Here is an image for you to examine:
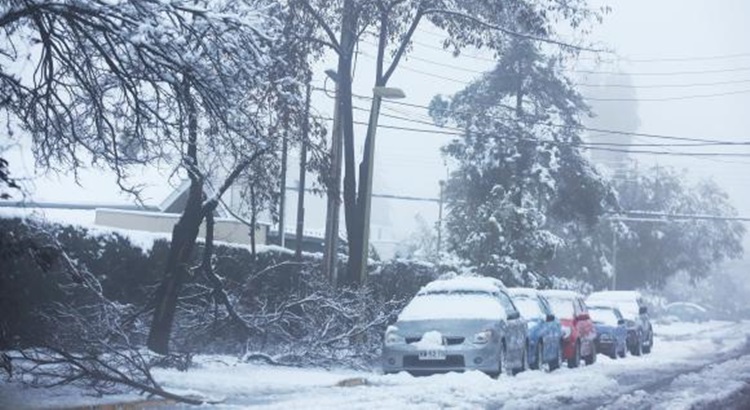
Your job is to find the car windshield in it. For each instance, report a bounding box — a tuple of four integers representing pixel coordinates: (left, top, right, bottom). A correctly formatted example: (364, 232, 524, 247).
(589, 307, 620, 326)
(512, 296, 544, 320)
(615, 302, 640, 319)
(547, 298, 575, 319)
(398, 291, 507, 321)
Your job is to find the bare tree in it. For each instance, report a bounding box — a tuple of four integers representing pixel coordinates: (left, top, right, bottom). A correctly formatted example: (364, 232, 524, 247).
(294, 0, 606, 286)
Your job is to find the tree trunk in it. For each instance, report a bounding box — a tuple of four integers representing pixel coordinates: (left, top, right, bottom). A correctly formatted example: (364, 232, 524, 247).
(147, 177, 204, 354)
(147, 78, 203, 354)
(250, 185, 257, 261)
(338, 0, 360, 287)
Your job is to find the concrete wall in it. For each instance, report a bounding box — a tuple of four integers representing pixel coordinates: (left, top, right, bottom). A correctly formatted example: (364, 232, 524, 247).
(94, 208, 267, 246)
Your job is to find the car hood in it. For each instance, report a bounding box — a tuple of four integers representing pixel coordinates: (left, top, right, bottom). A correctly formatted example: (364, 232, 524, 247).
(393, 318, 500, 338)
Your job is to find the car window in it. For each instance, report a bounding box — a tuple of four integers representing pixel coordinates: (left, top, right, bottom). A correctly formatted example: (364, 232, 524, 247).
(399, 293, 506, 321)
(589, 307, 620, 326)
(496, 291, 519, 317)
(547, 298, 575, 319)
(539, 296, 553, 317)
(577, 298, 588, 314)
(512, 295, 545, 320)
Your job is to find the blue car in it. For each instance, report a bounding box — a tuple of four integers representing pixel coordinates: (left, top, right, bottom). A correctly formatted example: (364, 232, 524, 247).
(508, 288, 563, 371)
(587, 305, 628, 359)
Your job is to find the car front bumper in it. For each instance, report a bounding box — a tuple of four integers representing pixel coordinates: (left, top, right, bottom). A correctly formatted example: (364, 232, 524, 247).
(382, 342, 501, 374)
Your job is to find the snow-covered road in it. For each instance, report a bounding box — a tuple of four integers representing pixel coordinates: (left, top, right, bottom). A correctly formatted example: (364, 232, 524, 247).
(3, 320, 750, 409)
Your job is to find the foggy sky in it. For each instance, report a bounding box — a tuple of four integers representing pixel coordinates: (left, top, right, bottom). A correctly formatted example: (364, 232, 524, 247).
(5, 0, 750, 249)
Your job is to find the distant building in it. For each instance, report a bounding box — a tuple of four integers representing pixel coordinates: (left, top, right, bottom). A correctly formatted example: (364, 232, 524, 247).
(94, 180, 269, 246)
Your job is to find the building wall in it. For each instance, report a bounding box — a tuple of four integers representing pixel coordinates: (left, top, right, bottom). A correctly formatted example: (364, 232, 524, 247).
(94, 208, 267, 245)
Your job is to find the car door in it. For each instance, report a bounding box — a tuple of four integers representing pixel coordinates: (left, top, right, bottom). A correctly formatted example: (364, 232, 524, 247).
(576, 298, 595, 348)
(538, 296, 557, 360)
(497, 291, 526, 360)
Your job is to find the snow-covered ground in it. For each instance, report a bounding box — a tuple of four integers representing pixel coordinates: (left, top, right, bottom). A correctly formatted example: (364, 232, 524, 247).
(2, 320, 750, 409)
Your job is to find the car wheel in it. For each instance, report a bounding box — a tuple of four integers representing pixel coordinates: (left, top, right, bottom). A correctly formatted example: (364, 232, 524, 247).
(642, 330, 653, 354)
(631, 332, 643, 356)
(548, 341, 562, 371)
(568, 341, 581, 369)
(537, 342, 545, 371)
(531, 342, 543, 371)
(584, 341, 597, 365)
(618, 342, 627, 358)
(512, 343, 528, 375)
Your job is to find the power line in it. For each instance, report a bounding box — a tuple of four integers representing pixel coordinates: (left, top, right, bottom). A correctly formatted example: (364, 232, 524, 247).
(396, 51, 750, 90)
(585, 88, 750, 102)
(311, 88, 750, 157)
(412, 28, 750, 64)
(607, 210, 750, 223)
(358, 50, 750, 102)
(401, 40, 750, 77)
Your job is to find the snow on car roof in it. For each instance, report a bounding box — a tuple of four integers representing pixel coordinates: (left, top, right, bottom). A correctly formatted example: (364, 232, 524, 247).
(666, 302, 707, 312)
(419, 276, 506, 295)
(587, 291, 643, 302)
(506, 287, 539, 297)
(539, 289, 582, 300)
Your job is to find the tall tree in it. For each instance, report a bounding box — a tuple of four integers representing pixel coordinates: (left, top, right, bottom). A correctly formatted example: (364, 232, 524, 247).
(431, 39, 612, 286)
(1, 1, 318, 353)
(295, 0, 606, 286)
(607, 166, 745, 289)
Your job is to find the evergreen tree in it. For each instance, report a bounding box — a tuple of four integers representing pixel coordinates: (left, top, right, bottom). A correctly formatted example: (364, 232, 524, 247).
(431, 39, 612, 286)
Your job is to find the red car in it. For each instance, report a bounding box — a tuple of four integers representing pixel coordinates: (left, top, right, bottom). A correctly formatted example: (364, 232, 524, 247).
(540, 290, 597, 368)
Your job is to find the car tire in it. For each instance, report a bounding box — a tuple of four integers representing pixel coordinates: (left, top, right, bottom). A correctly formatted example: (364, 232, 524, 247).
(531, 342, 543, 371)
(642, 330, 653, 354)
(568, 341, 581, 369)
(549, 341, 562, 371)
(584, 342, 597, 365)
(512, 343, 528, 375)
(488, 344, 505, 379)
(631, 332, 643, 356)
(618, 342, 627, 358)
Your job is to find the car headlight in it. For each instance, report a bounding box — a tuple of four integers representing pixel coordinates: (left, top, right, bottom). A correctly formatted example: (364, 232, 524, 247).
(384, 327, 405, 346)
(473, 329, 493, 344)
(561, 325, 572, 339)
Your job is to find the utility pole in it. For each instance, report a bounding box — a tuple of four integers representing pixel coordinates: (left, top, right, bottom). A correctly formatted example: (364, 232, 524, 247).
(356, 86, 405, 285)
(295, 82, 312, 261)
(611, 228, 617, 290)
(323, 70, 343, 285)
(436, 180, 445, 260)
(278, 133, 288, 248)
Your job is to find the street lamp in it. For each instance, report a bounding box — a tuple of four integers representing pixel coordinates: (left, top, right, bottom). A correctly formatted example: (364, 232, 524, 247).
(358, 85, 406, 284)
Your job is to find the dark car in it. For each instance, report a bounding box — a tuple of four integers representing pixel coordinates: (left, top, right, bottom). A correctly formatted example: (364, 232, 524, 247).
(587, 305, 628, 359)
(540, 290, 597, 368)
(586, 291, 654, 356)
(663, 302, 709, 323)
(382, 276, 528, 377)
(508, 288, 564, 371)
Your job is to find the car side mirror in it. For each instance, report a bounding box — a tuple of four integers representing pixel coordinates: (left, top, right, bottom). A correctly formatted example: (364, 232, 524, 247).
(546, 314, 555, 322)
(618, 319, 625, 326)
(639, 306, 648, 314)
(576, 313, 590, 321)
(507, 311, 520, 320)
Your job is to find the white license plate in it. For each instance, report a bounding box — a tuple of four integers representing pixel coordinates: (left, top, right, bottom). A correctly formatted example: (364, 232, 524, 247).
(418, 350, 446, 360)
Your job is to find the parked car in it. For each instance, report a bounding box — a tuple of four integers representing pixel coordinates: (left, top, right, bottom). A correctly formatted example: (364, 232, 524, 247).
(382, 276, 528, 377)
(586, 291, 654, 356)
(663, 302, 709, 323)
(587, 305, 628, 359)
(540, 290, 597, 368)
(507, 288, 563, 371)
